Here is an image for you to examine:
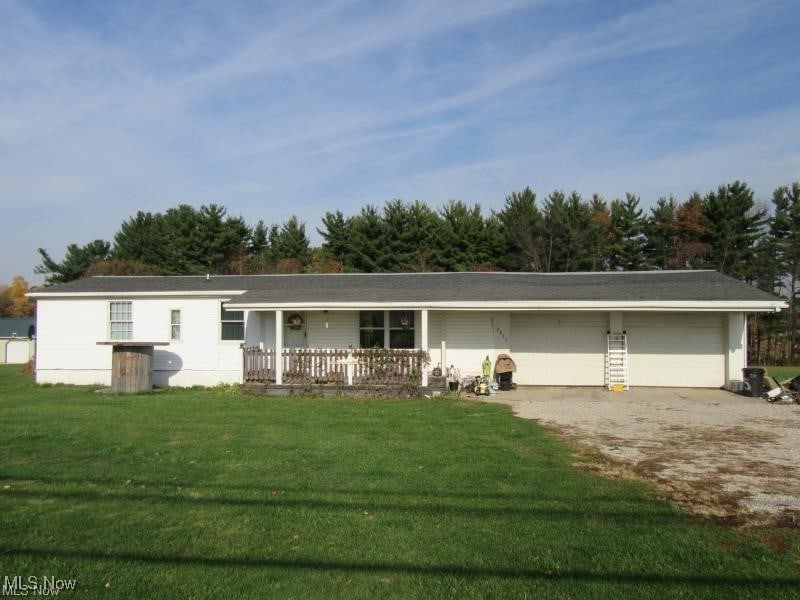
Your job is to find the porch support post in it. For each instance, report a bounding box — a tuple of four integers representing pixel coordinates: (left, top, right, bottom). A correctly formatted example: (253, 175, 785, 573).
(421, 309, 429, 387)
(275, 310, 283, 385)
(726, 312, 746, 387)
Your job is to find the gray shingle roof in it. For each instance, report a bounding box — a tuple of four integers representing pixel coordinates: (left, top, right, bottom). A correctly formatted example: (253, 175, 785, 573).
(31, 271, 782, 304)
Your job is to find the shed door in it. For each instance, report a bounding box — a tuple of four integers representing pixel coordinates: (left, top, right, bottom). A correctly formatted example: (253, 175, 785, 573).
(511, 313, 607, 386)
(626, 313, 724, 387)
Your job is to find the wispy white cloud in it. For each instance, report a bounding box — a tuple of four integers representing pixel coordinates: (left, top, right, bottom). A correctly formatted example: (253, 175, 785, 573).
(183, 0, 531, 86)
(0, 0, 797, 282)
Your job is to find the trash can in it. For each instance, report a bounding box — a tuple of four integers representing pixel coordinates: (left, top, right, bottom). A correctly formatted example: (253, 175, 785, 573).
(741, 367, 766, 397)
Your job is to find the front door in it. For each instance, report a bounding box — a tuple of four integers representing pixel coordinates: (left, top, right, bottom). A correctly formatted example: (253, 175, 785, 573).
(284, 312, 307, 348)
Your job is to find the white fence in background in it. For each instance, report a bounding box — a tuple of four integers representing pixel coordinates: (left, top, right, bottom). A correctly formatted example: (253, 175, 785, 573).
(1, 339, 35, 364)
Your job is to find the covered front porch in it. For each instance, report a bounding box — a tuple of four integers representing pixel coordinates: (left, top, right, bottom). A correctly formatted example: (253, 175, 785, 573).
(239, 308, 438, 388)
(242, 346, 431, 386)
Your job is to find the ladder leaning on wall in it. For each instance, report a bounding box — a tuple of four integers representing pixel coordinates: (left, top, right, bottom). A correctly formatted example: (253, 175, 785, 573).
(605, 332, 629, 390)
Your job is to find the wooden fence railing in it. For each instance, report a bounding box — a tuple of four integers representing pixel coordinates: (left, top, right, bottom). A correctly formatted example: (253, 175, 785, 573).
(243, 347, 428, 385)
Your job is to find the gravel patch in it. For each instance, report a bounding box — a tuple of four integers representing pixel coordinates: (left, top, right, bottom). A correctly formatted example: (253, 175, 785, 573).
(482, 387, 800, 524)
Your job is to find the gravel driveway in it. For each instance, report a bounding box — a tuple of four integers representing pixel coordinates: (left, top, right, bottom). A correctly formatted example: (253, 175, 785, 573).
(484, 387, 800, 524)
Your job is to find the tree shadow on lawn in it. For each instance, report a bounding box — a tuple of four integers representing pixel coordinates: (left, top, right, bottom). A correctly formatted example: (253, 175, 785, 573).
(1, 545, 798, 591)
(2, 483, 687, 524)
(0, 472, 661, 507)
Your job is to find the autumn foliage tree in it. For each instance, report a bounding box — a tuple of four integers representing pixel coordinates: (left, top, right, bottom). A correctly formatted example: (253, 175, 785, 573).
(0, 276, 36, 317)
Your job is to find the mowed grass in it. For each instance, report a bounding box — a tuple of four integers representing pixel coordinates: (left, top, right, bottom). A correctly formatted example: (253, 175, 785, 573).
(757, 365, 800, 382)
(0, 366, 797, 598)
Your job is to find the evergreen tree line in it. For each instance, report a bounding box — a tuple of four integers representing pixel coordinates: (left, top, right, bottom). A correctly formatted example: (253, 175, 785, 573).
(35, 181, 800, 363)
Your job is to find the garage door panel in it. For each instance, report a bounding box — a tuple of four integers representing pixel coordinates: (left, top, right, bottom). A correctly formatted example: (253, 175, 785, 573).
(627, 314, 724, 387)
(511, 313, 606, 386)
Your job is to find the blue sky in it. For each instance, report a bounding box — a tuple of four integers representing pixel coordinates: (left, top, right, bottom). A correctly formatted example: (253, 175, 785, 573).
(2, 0, 799, 284)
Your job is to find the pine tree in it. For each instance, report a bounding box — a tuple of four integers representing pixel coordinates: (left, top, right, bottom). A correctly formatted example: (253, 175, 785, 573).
(609, 194, 647, 270)
(270, 216, 311, 266)
(36, 240, 112, 284)
(541, 191, 568, 272)
(381, 199, 416, 272)
(645, 197, 679, 269)
(317, 211, 351, 268)
(404, 200, 442, 271)
(197, 204, 250, 274)
(770, 182, 800, 361)
(249, 220, 269, 256)
(496, 187, 543, 271)
(157, 205, 205, 274)
(346, 206, 386, 272)
(702, 181, 764, 280)
(438, 200, 496, 271)
(113, 211, 166, 266)
(587, 195, 612, 271)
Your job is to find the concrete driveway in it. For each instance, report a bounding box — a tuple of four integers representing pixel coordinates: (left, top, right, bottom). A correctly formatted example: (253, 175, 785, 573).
(482, 387, 800, 524)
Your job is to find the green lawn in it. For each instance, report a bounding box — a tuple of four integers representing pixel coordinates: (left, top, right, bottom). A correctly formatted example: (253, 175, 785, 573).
(756, 365, 800, 382)
(0, 365, 797, 598)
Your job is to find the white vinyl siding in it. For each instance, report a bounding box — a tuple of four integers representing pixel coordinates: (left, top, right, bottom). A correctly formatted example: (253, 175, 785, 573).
(440, 312, 510, 377)
(307, 311, 359, 348)
(511, 313, 607, 386)
(254, 311, 360, 349)
(626, 313, 725, 387)
(245, 311, 262, 347)
(35, 297, 734, 389)
(36, 297, 243, 387)
(426, 311, 445, 367)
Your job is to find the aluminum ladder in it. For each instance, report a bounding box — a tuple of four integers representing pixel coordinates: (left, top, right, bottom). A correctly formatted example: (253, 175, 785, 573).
(606, 333, 629, 390)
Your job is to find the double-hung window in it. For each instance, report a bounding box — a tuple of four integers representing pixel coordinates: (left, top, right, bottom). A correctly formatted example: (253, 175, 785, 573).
(389, 311, 414, 349)
(170, 309, 181, 341)
(220, 305, 244, 340)
(359, 310, 385, 348)
(109, 301, 133, 340)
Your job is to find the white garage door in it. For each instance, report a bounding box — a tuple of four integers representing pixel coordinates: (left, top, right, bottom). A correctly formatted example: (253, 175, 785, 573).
(626, 313, 724, 387)
(511, 313, 607, 385)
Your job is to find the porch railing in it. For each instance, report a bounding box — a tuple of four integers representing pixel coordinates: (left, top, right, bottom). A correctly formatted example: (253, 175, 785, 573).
(243, 347, 428, 385)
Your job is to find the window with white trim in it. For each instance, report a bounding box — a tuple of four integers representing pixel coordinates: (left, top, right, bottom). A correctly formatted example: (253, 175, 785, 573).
(220, 305, 244, 340)
(358, 310, 415, 349)
(170, 309, 181, 341)
(109, 301, 133, 340)
(359, 310, 384, 348)
(389, 310, 415, 349)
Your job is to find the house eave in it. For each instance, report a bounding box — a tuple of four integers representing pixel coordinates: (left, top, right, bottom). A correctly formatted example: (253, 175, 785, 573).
(223, 300, 786, 312)
(28, 290, 248, 299)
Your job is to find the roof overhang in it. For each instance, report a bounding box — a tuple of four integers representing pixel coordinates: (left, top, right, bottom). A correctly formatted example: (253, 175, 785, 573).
(29, 291, 786, 313)
(28, 290, 247, 299)
(224, 300, 786, 313)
